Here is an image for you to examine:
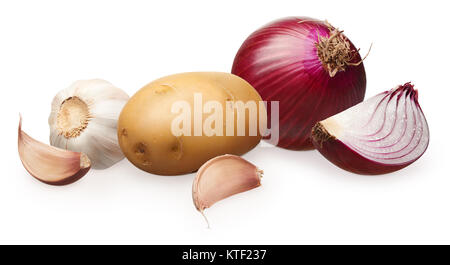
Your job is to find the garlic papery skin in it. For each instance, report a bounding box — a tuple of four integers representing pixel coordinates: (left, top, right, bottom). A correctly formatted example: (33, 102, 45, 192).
(192, 154, 263, 227)
(48, 79, 129, 169)
(18, 115, 91, 186)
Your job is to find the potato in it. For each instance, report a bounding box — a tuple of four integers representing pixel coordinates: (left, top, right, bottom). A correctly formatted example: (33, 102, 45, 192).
(118, 72, 266, 175)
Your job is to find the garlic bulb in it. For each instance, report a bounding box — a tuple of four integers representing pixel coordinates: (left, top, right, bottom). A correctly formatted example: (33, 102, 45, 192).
(48, 79, 129, 169)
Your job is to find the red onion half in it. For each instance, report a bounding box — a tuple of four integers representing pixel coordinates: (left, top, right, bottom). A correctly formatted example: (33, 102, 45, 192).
(232, 17, 367, 149)
(311, 83, 429, 175)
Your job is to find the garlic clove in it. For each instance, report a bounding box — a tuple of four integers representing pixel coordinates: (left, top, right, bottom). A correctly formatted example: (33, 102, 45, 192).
(192, 154, 263, 227)
(48, 79, 129, 169)
(18, 115, 91, 185)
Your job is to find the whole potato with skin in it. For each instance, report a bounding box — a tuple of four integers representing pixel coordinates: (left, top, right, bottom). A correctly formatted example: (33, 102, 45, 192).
(118, 72, 266, 175)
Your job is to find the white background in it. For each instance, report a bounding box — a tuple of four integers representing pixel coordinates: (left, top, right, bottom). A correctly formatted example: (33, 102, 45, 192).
(1, 0, 448, 244)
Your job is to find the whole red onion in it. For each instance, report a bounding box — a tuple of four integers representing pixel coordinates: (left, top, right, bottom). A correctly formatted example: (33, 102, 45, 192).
(232, 17, 367, 150)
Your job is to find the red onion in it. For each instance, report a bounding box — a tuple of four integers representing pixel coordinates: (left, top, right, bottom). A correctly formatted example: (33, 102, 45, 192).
(232, 17, 367, 149)
(311, 83, 429, 175)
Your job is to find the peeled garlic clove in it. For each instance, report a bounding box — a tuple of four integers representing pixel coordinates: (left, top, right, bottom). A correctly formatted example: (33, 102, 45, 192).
(192, 154, 263, 225)
(48, 79, 129, 169)
(18, 116, 91, 185)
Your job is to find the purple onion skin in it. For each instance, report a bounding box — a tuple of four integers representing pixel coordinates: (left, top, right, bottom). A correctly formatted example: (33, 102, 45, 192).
(232, 17, 366, 150)
(312, 138, 411, 175)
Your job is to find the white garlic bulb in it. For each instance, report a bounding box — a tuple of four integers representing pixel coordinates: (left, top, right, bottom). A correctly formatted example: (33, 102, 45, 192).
(48, 79, 129, 169)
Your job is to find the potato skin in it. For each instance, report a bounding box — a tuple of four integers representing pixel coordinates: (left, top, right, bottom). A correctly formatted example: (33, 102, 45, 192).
(118, 72, 266, 175)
